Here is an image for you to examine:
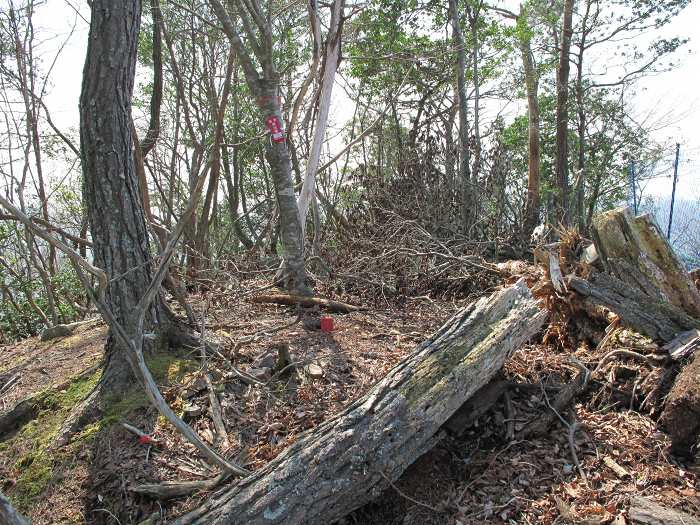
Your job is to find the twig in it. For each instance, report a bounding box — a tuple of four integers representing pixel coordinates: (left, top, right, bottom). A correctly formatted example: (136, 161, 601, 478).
(199, 300, 230, 449)
(378, 471, 439, 513)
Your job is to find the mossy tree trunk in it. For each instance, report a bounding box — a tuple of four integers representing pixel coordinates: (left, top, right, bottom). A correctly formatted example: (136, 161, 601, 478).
(174, 281, 546, 525)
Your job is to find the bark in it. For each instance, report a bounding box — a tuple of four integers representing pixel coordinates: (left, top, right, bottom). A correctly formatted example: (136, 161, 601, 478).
(0, 490, 29, 525)
(568, 273, 700, 343)
(174, 281, 547, 525)
(448, 0, 473, 234)
(660, 350, 700, 457)
(628, 496, 700, 525)
(518, 6, 541, 237)
(554, 0, 574, 225)
(297, 0, 345, 236)
(591, 207, 700, 318)
(80, 0, 169, 390)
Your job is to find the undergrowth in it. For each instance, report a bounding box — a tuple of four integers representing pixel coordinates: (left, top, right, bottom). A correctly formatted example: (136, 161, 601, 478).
(0, 350, 197, 513)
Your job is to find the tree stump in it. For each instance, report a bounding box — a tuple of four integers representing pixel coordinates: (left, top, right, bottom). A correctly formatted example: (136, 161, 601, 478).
(591, 207, 700, 319)
(174, 281, 547, 525)
(660, 350, 700, 457)
(568, 273, 700, 343)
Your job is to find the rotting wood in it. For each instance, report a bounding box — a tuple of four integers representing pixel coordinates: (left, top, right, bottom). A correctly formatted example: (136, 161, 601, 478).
(250, 293, 362, 313)
(591, 207, 700, 319)
(516, 369, 588, 439)
(0, 490, 29, 525)
(628, 496, 700, 525)
(131, 473, 228, 500)
(568, 273, 700, 343)
(172, 280, 547, 525)
(662, 329, 700, 361)
(659, 349, 700, 457)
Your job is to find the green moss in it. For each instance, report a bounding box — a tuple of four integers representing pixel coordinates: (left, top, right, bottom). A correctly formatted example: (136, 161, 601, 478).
(2, 352, 196, 513)
(12, 451, 55, 508)
(399, 321, 498, 407)
(2, 368, 101, 512)
(147, 353, 198, 384)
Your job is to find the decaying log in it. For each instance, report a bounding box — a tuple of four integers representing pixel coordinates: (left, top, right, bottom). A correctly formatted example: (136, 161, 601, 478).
(173, 281, 547, 525)
(568, 273, 700, 343)
(0, 490, 29, 525)
(628, 496, 700, 525)
(250, 294, 362, 313)
(591, 207, 700, 318)
(663, 329, 700, 361)
(659, 349, 700, 457)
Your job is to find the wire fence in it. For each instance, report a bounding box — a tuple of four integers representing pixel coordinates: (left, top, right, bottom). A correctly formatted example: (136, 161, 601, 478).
(630, 144, 700, 269)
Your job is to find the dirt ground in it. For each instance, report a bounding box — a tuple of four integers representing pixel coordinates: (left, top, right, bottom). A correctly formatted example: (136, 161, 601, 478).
(1, 275, 698, 525)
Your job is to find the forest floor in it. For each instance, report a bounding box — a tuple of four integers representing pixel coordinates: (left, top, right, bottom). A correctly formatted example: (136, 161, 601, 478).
(1, 271, 699, 524)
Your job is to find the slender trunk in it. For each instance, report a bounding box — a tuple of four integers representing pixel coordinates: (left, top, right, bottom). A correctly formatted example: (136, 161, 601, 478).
(554, 0, 574, 226)
(209, 0, 309, 295)
(196, 49, 236, 262)
(469, 3, 482, 191)
(574, 0, 591, 232)
(519, 7, 541, 237)
(448, 0, 472, 235)
(298, 0, 344, 236)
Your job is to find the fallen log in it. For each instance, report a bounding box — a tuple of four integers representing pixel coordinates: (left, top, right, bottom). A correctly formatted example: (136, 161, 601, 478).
(250, 293, 362, 313)
(660, 349, 700, 457)
(628, 496, 700, 525)
(591, 207, 700, 318)
(568, 273, 700, 343)
(0, 490, 29, 525)
(173, 280, 547, 525)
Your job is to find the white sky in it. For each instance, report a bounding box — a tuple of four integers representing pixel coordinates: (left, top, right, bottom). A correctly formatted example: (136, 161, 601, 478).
(21, 0, 700, 203)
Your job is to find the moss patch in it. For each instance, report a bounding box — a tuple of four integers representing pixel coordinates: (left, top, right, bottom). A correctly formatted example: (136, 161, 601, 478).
(1, 351, 197, 513)
(1, 368, 100, 511)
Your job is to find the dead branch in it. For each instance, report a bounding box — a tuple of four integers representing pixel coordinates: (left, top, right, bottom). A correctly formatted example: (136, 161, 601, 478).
(250, 293, 363, 313)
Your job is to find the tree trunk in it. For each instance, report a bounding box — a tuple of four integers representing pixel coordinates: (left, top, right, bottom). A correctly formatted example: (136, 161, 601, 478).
(628, 496, 700, 525)
(554, 0, 574, 226)
(174, 281, 547, 525)
(297, 0, 344, 235)
(449, 0, 473, 235)
(0, 490, 29, 525)
(519, 6, 541, 237)
(208, 0, 309, 295)
(568, 273, 700, 343)
(591, 207, 700, 318)
(80, 0, 169, 391)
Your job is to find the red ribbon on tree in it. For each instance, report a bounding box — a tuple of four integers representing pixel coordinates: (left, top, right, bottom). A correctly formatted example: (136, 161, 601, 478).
(265, 115, 286, 143)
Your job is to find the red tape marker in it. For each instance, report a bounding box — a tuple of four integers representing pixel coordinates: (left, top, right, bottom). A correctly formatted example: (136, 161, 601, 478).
(265, 115, 286, 143)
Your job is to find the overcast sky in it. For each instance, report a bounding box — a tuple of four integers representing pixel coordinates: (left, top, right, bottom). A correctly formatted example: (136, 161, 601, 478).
(25, 0, 700, 203)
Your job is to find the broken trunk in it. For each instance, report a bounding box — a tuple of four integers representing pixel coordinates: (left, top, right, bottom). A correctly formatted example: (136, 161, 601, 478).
(174, 281, 547, 524)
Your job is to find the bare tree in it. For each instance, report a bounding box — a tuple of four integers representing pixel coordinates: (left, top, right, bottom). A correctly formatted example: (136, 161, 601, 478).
(554, 0, 574, 226)
(209, 0, 310, 294)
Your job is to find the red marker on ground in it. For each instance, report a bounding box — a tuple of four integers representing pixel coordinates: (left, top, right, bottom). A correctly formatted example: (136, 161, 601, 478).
(320, 316, 334, 332)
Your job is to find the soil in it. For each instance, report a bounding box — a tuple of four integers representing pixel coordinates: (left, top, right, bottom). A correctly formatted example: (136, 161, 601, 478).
(1, 275, 698, 525)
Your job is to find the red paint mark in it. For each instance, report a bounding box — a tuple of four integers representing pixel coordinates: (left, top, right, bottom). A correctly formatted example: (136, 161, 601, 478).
(138, 435, 157, 446)
(320, 316, 334, 332)
(265, 115, 286, 143)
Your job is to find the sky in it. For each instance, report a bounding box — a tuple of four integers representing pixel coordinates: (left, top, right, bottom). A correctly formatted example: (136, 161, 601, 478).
(18, 0, 700, 205)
